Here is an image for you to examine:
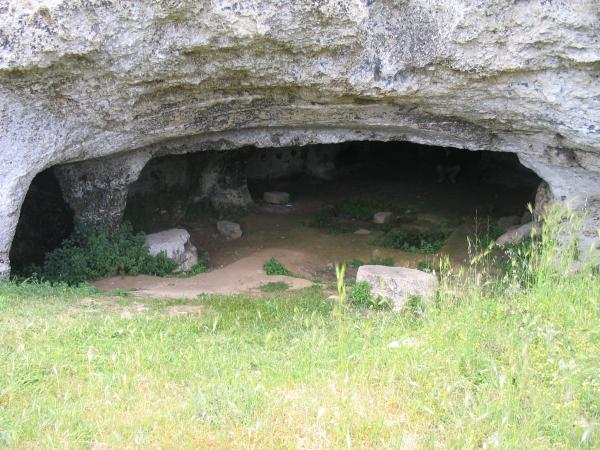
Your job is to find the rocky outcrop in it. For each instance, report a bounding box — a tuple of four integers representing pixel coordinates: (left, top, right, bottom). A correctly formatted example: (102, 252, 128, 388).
(1, 1, 599, 277)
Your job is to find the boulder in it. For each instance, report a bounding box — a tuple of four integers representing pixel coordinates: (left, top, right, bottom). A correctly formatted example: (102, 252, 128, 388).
(145, 229, 198, 273)
(217, 220, 243, 240)
(497, 215, 521, 229)
(356, 265, 438, 311)
(263, 191, 291, 205)
(496, 222, 533, 246)
(373, 212, 394, 224)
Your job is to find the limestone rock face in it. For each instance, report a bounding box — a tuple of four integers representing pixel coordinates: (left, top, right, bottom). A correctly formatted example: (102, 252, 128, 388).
(1, 1, 599, 277)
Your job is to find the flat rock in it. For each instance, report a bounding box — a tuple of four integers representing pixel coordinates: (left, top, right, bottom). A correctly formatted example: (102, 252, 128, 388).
(354, 228, 371, 235)
(373, 212, 394, 224)
(496, 222, 533, 246)
(263, 191, 290, 205)
(356, 265, 438, 311)
(217, 220, 243, 240)
(145, 228, 198, 273)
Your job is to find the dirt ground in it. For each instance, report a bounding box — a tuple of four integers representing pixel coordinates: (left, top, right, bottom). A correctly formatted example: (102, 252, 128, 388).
(96, 165, 533, 298)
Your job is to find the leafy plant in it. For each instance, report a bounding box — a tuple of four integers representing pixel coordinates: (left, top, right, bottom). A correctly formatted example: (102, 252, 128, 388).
(259, 281, 289, 293)
(32, 222, 178, 285)
(263, 257, 290, 276)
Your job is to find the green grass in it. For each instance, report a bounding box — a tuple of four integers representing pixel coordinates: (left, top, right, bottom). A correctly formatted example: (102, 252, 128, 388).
(259, 281, 289, 292)
(0, 208, 598, 448)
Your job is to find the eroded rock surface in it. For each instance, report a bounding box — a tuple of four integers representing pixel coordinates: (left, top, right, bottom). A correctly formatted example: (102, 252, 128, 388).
(1, 1, 599, 277)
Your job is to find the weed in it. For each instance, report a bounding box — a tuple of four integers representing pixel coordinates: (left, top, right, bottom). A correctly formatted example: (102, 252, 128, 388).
(348, 281, 391, 310)
(259, 281, 289, 293)
(263, 257, 291, 276)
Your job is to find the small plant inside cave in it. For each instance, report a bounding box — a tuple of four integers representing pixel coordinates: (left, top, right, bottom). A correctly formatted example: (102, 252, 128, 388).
(263, 257, 291, 276)
(369, 224, 450, 254)
(26, 222, 178, 285)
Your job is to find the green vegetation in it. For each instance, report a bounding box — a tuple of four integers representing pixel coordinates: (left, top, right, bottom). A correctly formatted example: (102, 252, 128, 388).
(348, 280, 391, 310)
(347, 256, 395, 268)
(24, 222, 178, 285)
(0, 207, 598, 447)
(307, 208, 351, 234)
(369, 226, 450, 253)
(259, 281, 289, 292)
(263, 257, 291, 276)
(416, 259, 434, 273)
(188, 252, 210, 275)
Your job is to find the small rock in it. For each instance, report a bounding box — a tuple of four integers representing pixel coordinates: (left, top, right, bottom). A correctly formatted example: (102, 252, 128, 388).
(356, 265, 438, 311)
(145, 228, 198, 273)
(354, 228, 371, 235)
(263, 191, 290, 205)
(497, 215, 521, 229)
(373, 211, 394, 224)
(217, 220, 243, 240)
(521, 210, 533, 224)
(496, 222, 533, 246)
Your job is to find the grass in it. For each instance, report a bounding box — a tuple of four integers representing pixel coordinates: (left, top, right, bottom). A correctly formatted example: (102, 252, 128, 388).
(347, 256, 395, 268)
(259, 281, 289, 293)
(0, 208, 599, 448)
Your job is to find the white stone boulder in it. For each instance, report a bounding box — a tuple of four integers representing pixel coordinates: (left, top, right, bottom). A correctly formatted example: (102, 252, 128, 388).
(496, 222, 533, 246)
(356, 265, 439, 311)
(145, 228, 198, 273)
(263, 191, 291, 205)
(217, 220, 243, 240)
(373, 212, 394, 224)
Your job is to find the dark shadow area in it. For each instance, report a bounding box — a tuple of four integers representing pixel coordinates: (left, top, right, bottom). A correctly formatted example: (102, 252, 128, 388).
(10, 169, 74, 273)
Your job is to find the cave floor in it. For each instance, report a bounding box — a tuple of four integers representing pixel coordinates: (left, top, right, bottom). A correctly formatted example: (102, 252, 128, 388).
(96, 168, 532, 298)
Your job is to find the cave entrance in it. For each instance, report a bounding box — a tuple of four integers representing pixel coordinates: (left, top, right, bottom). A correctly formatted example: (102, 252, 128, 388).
(123, 141, 541, 278)
(10, 168, 74, 275)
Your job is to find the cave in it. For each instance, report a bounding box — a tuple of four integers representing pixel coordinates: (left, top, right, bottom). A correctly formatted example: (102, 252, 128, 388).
(9, 169, 74, 274)
(119, 141, 541, 273)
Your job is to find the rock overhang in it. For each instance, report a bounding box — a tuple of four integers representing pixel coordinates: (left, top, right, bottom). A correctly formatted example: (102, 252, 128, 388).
(0, 0, 599, 278)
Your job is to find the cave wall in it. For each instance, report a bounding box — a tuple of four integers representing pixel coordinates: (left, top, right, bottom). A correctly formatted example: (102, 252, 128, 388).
(1, 0, 599, 277)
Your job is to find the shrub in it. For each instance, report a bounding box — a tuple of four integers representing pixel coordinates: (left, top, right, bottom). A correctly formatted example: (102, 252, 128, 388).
(34, 222, 178, 285)
(263, 257, 290, 276)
